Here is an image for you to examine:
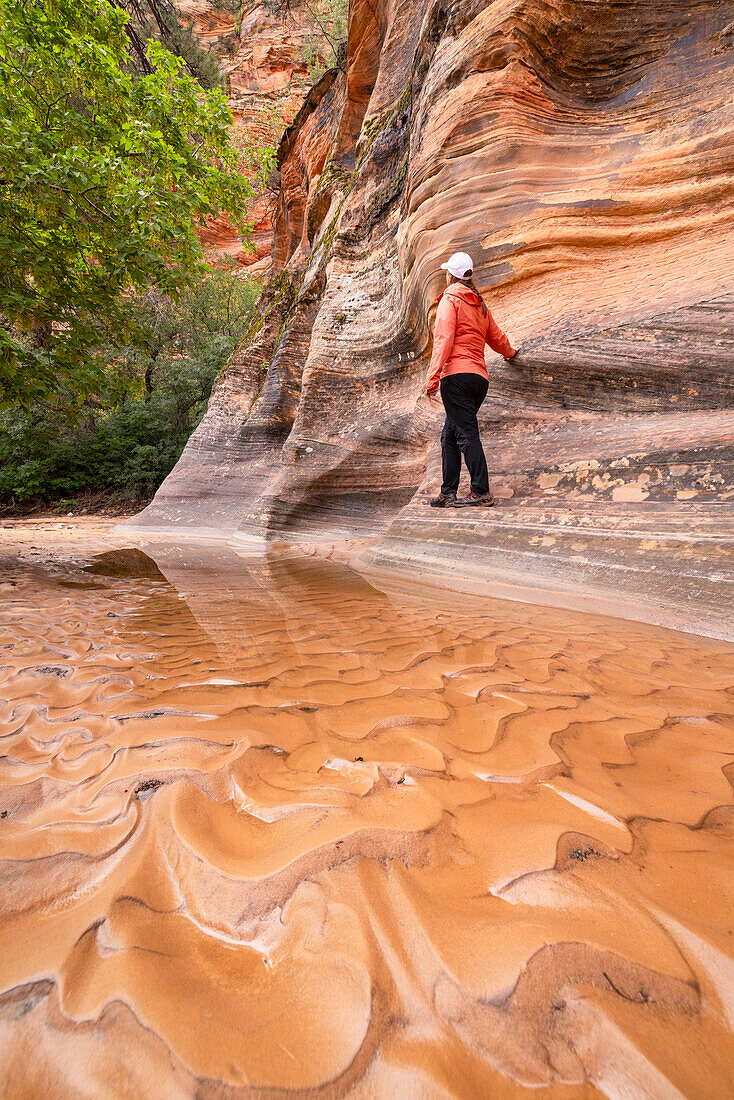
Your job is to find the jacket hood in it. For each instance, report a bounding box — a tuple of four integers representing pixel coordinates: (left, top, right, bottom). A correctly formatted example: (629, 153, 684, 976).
(443, 283, 483, 306)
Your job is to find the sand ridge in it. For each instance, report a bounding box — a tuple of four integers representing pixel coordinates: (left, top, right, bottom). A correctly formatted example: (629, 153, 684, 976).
(1, 539, 734, 1096)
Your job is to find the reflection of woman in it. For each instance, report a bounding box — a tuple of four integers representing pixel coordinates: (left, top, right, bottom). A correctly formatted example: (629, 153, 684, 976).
(426, 252, 518, 507)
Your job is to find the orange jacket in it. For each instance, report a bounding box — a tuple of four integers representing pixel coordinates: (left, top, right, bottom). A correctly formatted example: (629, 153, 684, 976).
(426, 283, 517, 394)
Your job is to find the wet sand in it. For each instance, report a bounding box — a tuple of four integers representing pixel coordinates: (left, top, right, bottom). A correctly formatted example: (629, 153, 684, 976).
(1, 531, 734, 1097)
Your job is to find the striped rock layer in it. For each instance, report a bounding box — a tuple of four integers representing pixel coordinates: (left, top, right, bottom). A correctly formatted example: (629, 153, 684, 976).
(128, 0, 734, 634)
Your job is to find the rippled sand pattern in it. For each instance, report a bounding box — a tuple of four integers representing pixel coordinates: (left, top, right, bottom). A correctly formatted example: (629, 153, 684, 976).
(1, 544, 734, 1098)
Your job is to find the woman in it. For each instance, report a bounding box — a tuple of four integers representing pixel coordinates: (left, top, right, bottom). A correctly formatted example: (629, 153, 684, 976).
(426, 251, 518, 507)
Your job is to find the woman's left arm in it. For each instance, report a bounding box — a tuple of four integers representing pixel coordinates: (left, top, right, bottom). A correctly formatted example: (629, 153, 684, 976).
(486, 311, 517, 359)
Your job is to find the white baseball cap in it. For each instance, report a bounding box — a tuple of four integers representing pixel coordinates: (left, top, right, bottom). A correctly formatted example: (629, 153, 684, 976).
(440, 251, 474, 279)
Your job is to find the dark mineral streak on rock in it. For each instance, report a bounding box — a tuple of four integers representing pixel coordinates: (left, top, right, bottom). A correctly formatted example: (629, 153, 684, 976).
(125, 0, 734, 631)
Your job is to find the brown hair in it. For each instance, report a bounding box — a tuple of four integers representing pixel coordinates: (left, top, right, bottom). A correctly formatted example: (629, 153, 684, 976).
(450, 272, 488, 317)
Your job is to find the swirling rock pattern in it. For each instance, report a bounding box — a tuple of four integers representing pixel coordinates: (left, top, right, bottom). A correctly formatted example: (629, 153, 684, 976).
(127, 0, 734, 632)
(1, 542, 734, 1095)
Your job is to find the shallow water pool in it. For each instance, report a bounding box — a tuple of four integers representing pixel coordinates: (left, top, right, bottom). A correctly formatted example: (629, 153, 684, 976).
(1, 542, 734, 1096)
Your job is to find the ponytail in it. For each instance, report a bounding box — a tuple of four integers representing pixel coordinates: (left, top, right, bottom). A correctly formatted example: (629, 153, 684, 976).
(447, 271, 489, 317)
(465, 277, 488, 318)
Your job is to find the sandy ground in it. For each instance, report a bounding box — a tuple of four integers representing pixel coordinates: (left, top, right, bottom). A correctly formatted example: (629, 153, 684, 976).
(0, 516, 137, 564)
(1, 530, 734, 1095)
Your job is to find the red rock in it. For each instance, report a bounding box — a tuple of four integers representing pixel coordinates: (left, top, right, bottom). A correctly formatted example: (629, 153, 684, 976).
(129, 0, 734, 634)
(176, 0, 335, 266)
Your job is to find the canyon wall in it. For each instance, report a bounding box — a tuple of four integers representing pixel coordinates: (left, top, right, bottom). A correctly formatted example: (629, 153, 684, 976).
(127, 0, 734, 633)
(179, 0, 334, 267)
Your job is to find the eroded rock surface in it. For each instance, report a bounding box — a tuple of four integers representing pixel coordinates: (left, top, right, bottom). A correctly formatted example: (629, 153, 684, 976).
(129, 0, 734, 630)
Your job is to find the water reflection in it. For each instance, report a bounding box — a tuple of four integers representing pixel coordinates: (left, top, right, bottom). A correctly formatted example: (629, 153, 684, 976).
(1, 544, 734, 1096)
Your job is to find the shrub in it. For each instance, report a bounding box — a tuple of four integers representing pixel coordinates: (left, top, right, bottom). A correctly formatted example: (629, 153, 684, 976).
(0, 262, 261, 510)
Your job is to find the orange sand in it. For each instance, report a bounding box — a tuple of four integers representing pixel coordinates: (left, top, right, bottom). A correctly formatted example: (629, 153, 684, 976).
(1, 533, 733, 1096)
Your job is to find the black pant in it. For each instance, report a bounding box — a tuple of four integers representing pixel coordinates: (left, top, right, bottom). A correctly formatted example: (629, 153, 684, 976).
(440, 373, 490, 496)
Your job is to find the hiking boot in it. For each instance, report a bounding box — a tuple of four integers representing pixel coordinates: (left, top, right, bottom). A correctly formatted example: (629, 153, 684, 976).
(450, 490, 495, 507)
(429, 491, 457, 508)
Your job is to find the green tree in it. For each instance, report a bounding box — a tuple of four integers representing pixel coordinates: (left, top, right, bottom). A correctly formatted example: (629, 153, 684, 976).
(0, 261, 261, 508)
(301, 0, 348, 79)
(106, 256, 261, 410)
(121, 0, 224, 89)
(263, 0, 348, 78)
(0, 0, 253, 406)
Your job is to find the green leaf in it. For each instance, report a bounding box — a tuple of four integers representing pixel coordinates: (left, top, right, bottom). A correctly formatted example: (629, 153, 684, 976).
(0, 0, 254, 405)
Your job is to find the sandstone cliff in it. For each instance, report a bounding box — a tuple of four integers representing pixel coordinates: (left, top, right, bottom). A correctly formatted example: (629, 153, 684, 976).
(128, 0, 734, 634)
(179, 0, 336, 267)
